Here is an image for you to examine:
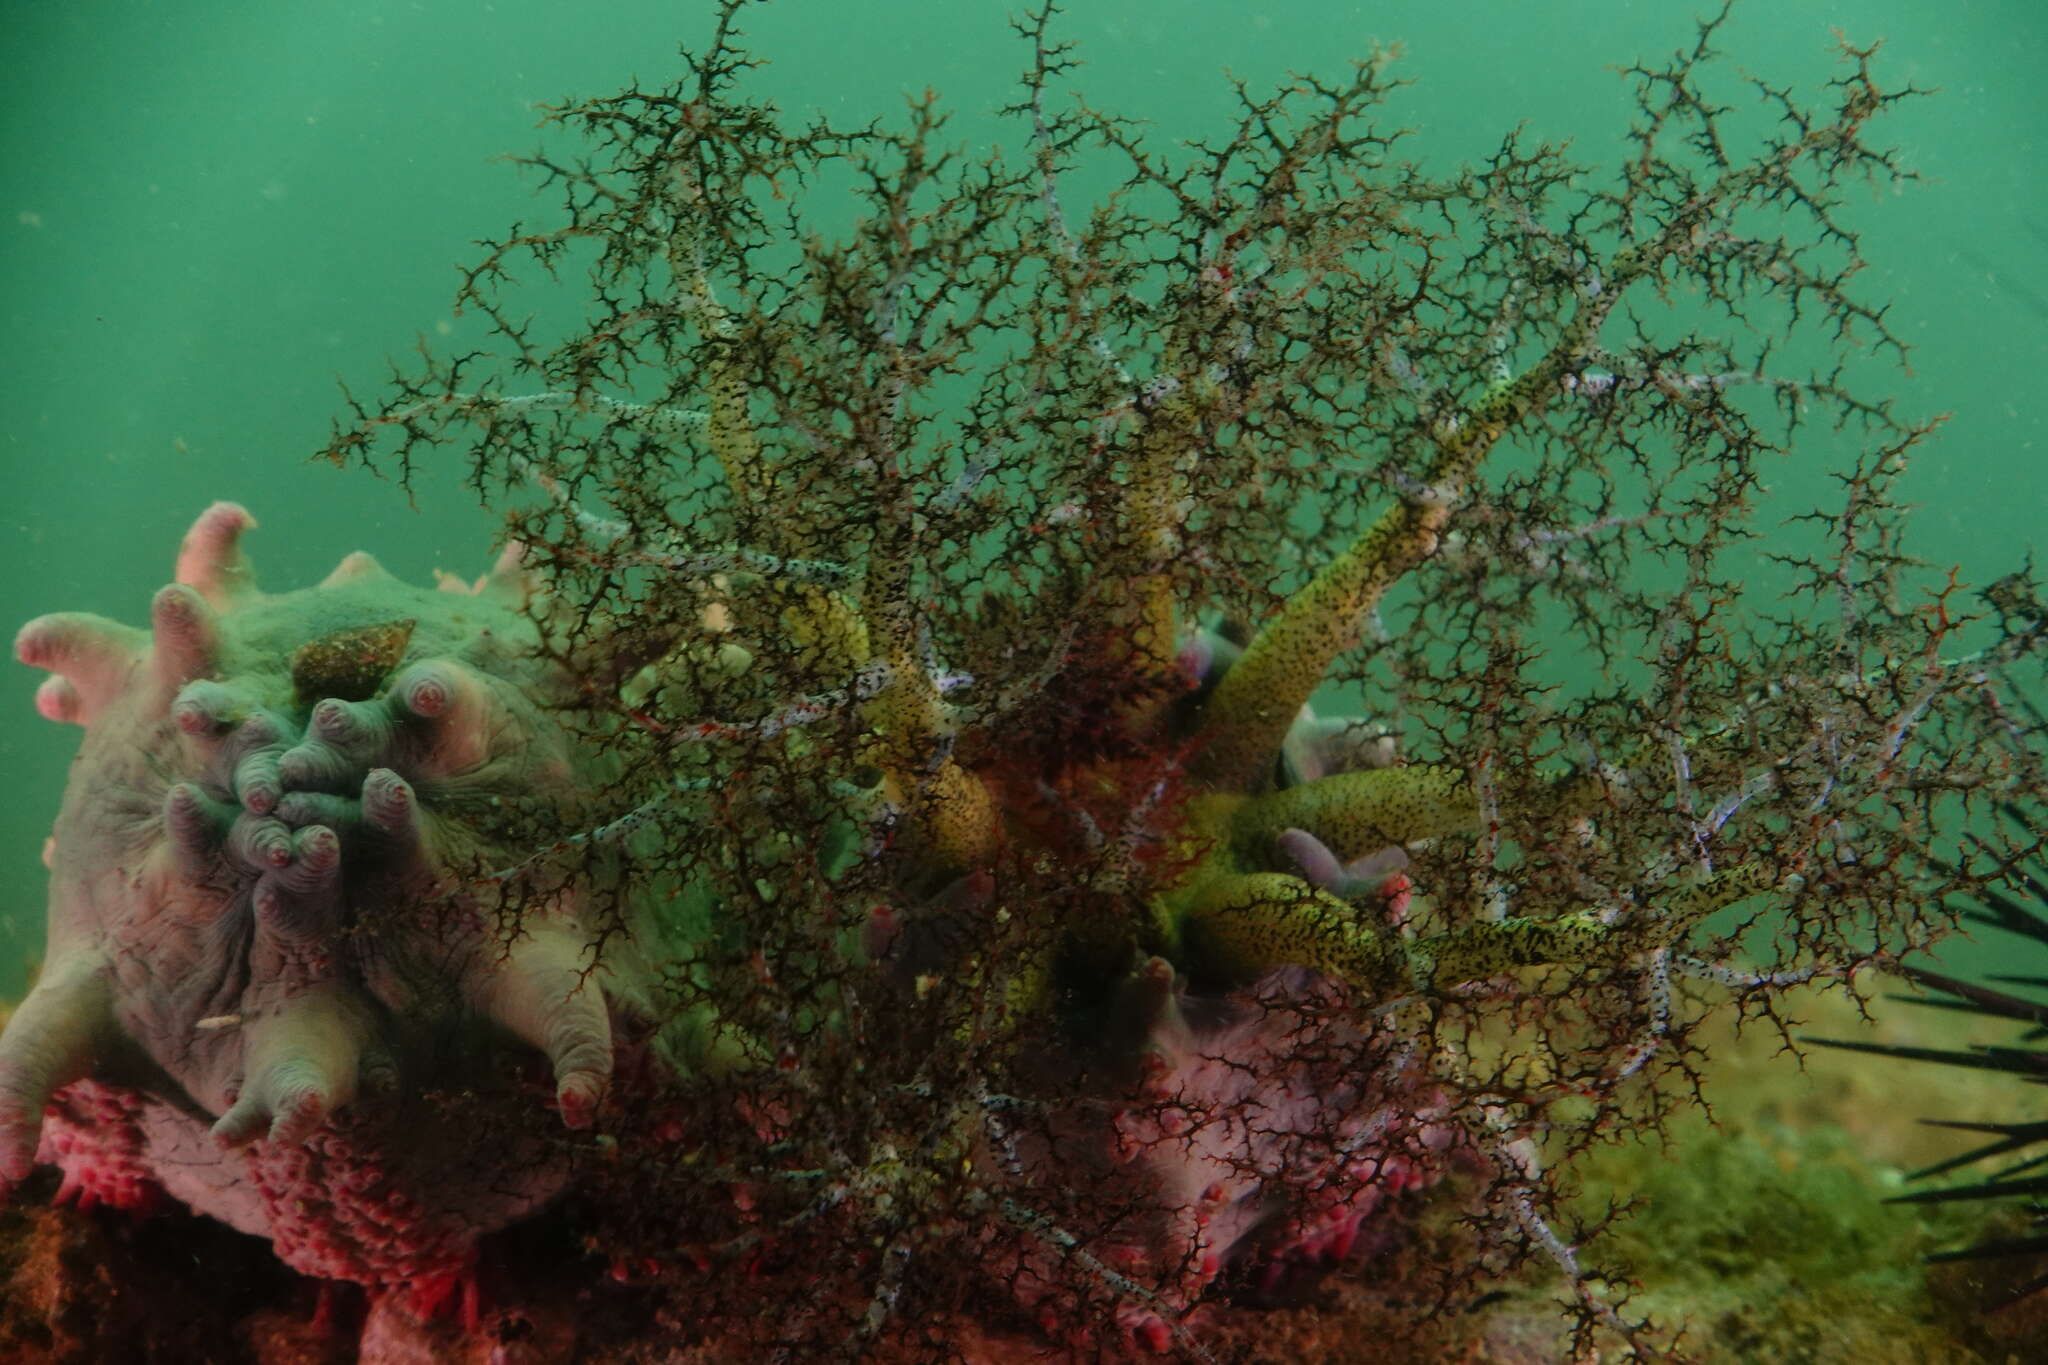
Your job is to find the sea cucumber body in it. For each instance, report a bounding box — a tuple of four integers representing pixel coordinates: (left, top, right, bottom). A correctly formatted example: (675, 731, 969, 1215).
(5, 504, 613, 1297)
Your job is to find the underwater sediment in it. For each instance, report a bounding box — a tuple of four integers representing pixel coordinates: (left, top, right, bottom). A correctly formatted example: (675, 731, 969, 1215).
(4, 2, 2046, 1360)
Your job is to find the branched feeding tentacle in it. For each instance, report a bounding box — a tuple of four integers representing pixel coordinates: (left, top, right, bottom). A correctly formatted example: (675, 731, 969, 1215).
(239, 1, 2036, 1358)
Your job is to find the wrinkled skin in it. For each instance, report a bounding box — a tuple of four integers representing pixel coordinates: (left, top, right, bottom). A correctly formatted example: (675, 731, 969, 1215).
(1, 503, 618, 1303)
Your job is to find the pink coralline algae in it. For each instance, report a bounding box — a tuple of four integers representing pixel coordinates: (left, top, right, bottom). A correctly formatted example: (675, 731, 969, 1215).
(2, 503, 619, 1307)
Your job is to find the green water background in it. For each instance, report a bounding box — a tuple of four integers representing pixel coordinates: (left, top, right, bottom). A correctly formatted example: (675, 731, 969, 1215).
(0, 0, 2040, 1003)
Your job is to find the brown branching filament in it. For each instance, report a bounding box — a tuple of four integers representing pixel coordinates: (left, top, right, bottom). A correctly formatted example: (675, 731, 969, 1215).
(320, 2, 2044, 1358)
